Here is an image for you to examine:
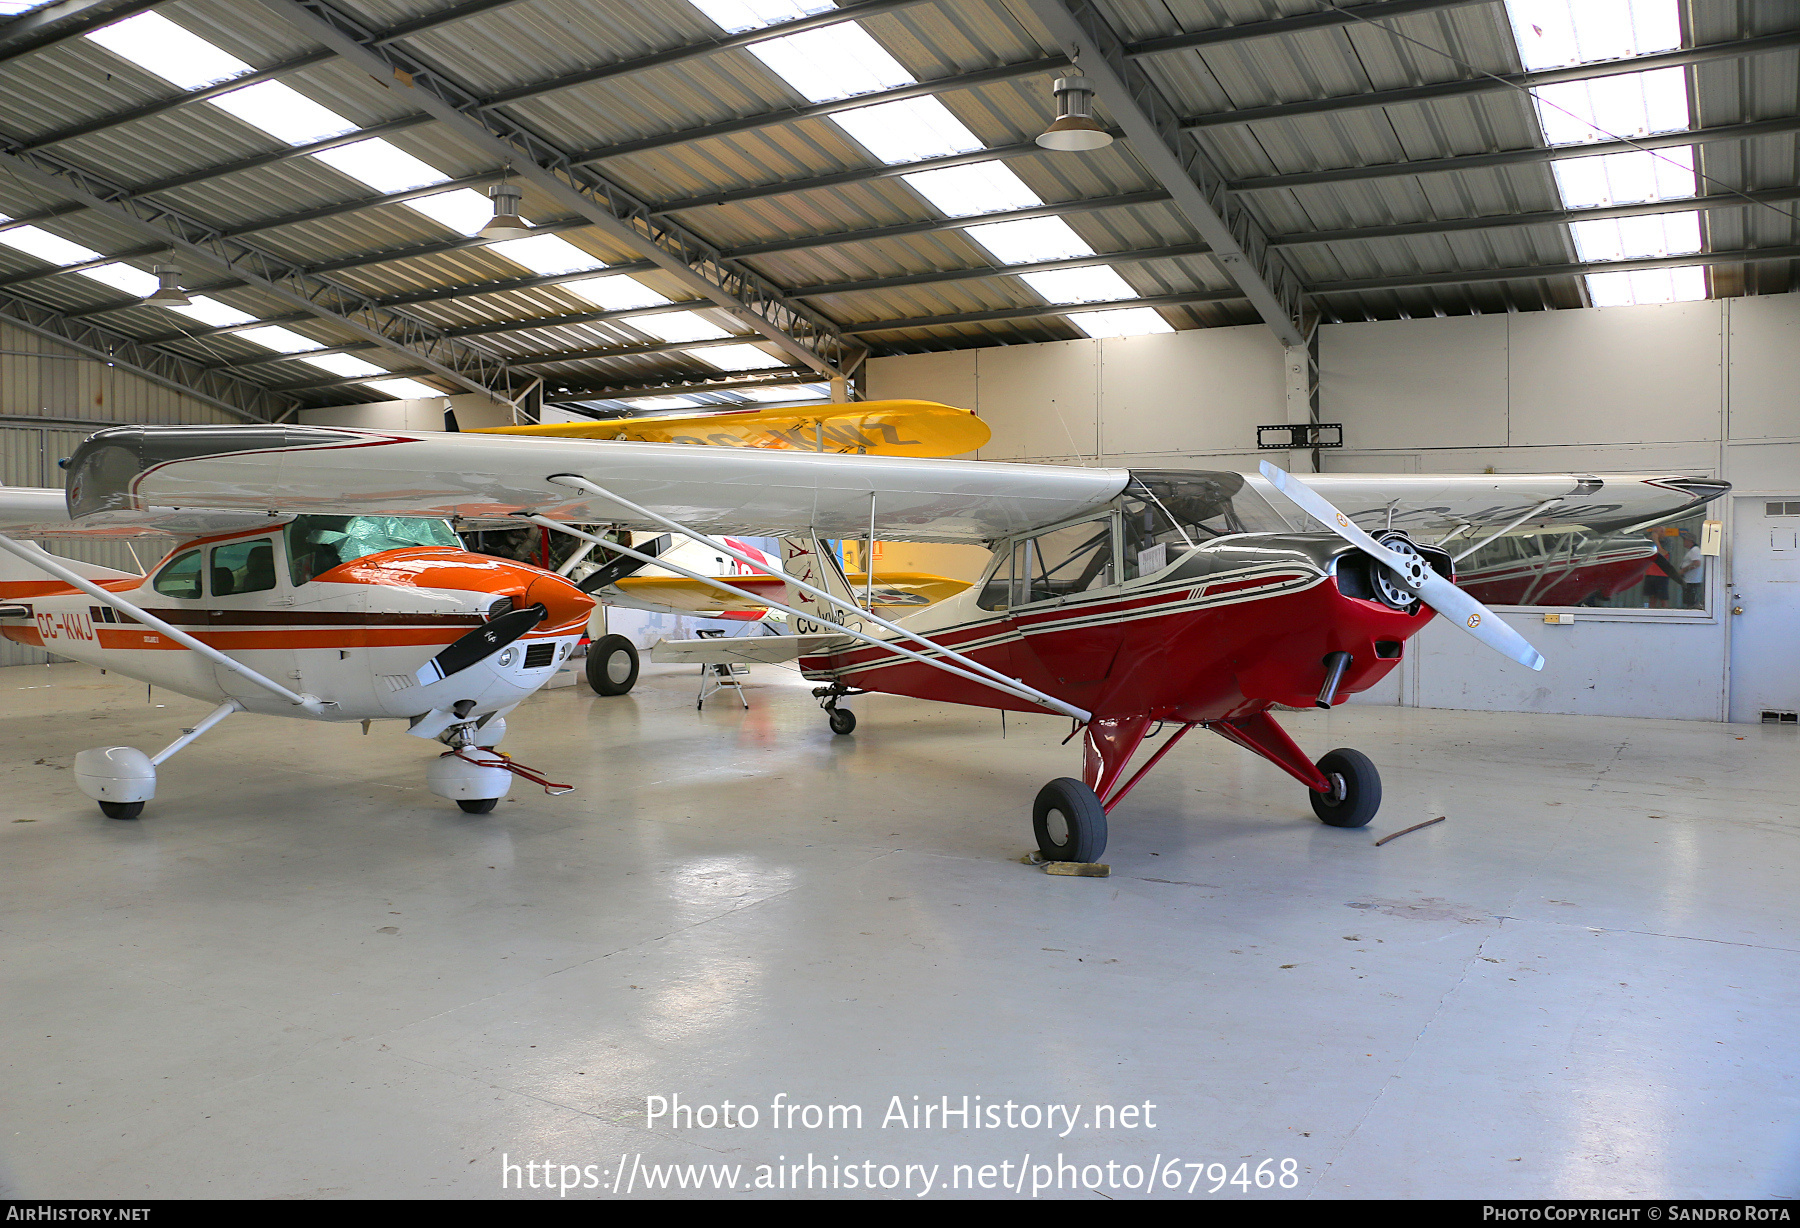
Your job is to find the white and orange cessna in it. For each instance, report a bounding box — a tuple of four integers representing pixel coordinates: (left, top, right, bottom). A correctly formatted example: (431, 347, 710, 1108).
(0, 496, 594, 818)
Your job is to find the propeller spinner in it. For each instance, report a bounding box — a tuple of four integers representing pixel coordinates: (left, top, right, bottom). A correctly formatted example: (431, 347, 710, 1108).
(1258, 462, 1545, 672)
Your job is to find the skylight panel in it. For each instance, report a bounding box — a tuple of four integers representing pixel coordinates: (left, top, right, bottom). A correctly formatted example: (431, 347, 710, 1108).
(902, 163, 1043, 217)
(687, 0, 837, 34)
(488, 234, 605, 276)
(0, 226, 100, 266)
(689, 343, 778, 370)
(1067, 307, 1173, 339)
(734, 383, 828, 402)
(84, 11, 251, 90)
(365, 378, 442, 400)
(1551, 148, 1696, 208)
(749, 24, 915, 103)
(1505, 0, 1681, 72)
(301, 353, 386, 378)
(563, 274, 672, 311)
(1585, 265, 1706, 307)
(237, 325, 325, 353)
(625, 396, 702, 411)
(75, 263, 158, 296)
(1570, 210, 1702, 262)
(312, 140, 450, 194)
(167, 297, 257, 327)
(961, 216, 1094, 265)
(210, 81, 358, 147)
(834, 97, 983, 165)
(632, 311, 734, 343)
(1532, 66, 1690, 146)
(1020, 267, 1136, 304)
(407, 189, 495, 237)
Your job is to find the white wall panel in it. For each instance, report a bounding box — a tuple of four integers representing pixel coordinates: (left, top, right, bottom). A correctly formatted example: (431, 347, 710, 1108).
(1724, 440, 1800, 493)
(1321, 314, 1509, 450)
(1098, 327, 1284, 457)
(974, 341, 1098, 462)
(1507, 301, 1724, 447)
(864, 350, 978, 416)
(1725, 296, 1800, 441)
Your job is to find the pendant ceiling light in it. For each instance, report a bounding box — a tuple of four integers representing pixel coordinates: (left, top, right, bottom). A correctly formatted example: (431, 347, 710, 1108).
(479, 183, 532, 239)
(142, 265, 191, 306)
(1036, 76, 1112, 152)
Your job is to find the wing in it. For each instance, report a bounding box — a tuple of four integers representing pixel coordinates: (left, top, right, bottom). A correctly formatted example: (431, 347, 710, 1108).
(651, 633, 855, 665)
(1261, 473, 1729, 541)
(473, 399, 989, 459)
(0, 485, 267, 539)
(609, 570, 968, 615)
(67, 425, 1127, 544)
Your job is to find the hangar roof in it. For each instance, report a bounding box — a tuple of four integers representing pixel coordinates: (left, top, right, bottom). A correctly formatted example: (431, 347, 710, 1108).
(0, 0, 1793, 422)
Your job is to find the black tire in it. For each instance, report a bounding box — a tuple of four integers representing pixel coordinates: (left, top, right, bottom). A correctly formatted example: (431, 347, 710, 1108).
(828, 706, 856, 735)
(585, 635, 639, 696)
(457, 798, 499, 814)
(99, 800, 143, 820)
(1032, 777, 1107, 863)
(1309, 748, 1381, 828)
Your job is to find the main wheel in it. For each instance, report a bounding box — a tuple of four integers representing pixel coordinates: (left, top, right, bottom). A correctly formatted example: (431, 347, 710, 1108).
(1309, 748, 1381, 827)
(457, 798, 499, 814)
(1032, 777, 1107, 863)
(585, 635, 639, 696)
(99, 800, 143, 821)
(828, 706, 856, 735)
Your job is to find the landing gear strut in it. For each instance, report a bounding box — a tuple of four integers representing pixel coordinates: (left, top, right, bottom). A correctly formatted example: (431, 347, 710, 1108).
(813, 684, 863, 736)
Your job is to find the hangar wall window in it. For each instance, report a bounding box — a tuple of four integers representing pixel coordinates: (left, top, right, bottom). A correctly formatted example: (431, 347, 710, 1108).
(1453, 512, 1709, 612)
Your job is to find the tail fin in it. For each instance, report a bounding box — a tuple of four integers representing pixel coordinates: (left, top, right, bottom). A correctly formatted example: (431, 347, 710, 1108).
(779, 537, 867, 633)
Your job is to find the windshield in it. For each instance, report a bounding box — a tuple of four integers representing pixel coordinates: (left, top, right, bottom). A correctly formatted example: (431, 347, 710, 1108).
(286, 515, 460, 584)
(1121, 470, 1292, 580)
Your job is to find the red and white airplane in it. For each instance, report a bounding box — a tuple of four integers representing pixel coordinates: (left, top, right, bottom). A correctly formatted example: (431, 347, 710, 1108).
(7, 423, 1724, 861)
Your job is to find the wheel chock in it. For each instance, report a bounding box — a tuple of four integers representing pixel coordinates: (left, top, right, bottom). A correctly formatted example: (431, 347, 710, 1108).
(1043, 862, 1109, 877)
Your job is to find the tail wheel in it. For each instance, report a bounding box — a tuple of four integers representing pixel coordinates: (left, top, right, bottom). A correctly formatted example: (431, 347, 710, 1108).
(1032, 778, 1107, 863)
(827, 706, 856, 735)
(585, 635, 639, 696)
(1309, 748, 1381, 827)
(98, 800, 143, 821)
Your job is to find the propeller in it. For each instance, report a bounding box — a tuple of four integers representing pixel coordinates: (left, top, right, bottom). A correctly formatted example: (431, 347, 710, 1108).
(1258, 462, 1545, 671)
(415, 602, 547, 686)
(576, 532, 671, 593)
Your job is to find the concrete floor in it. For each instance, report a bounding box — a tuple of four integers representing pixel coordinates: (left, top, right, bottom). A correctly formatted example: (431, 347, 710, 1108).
(2, 658, 1796, 1200)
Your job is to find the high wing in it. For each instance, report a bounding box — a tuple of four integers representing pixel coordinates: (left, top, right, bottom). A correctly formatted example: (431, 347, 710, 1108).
(651, 633, 855, 665)
(1268, 473, 1727, 540)
(0, 484, 267, 540)
(472, 399, 989, 458)
(67, 426, 1128, 544)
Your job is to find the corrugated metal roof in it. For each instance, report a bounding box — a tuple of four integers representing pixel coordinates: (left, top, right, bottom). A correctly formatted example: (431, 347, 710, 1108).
(0, 0, 1790, 417)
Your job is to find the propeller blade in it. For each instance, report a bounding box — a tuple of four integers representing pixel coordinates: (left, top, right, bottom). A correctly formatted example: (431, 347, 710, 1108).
(415, 603, 546, 686)
(577, 533, 671, 593)
(1258, 462, 1545, 671)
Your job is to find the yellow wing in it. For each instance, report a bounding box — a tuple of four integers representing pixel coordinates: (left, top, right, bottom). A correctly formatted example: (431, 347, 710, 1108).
(471, 400, 989, 458)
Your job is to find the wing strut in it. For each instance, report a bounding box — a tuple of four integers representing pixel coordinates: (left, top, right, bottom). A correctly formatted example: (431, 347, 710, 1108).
(0, 533, 332, 714)
(522, 496, 1089, 723)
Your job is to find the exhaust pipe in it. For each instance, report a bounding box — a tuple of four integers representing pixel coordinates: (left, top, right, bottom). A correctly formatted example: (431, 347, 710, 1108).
(1316, 651, 1353, 709)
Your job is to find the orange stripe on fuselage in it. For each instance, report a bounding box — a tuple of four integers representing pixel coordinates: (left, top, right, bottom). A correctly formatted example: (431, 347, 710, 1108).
(0, 578, 141, 598)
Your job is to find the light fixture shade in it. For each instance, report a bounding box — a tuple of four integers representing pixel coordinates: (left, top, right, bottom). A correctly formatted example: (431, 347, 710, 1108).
(479, 183, 532, 238)
(143, 265, 191, 306)
(1037, 75, 1113, 152)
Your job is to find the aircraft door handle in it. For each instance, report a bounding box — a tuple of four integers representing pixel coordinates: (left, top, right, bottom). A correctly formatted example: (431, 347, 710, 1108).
(1732, 606, 1744, 615)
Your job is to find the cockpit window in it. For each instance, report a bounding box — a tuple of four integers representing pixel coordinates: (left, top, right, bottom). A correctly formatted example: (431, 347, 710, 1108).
(1122, 470, 1291, 580)
(286, 515, 459, 584)
(151, 548, 203, 600)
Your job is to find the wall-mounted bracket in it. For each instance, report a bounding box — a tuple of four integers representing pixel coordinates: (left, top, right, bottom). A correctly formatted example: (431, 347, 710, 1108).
(1258, 423, 1342, 450)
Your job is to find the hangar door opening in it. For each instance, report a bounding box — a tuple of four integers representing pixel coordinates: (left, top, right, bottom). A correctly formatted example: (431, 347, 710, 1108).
(1729, 496, 1800, 724)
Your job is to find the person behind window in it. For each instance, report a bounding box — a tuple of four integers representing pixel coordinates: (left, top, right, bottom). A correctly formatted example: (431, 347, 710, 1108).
(1677, 531, 1705, 608)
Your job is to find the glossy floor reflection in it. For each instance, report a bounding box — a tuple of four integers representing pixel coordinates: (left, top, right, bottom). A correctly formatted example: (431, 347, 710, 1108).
(1, 661, 1795, 1199)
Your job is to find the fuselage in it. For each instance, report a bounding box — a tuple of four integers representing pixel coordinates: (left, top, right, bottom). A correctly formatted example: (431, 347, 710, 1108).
(1, 518, 592, 723)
